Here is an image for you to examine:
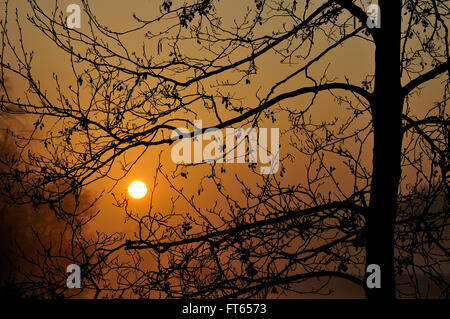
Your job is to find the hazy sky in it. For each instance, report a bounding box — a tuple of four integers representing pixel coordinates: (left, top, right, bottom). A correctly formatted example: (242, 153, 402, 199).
(1, 0, 447, 298)
(2, 0, 442, 232)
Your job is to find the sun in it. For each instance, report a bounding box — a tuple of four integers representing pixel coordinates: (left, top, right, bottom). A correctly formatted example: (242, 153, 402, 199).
(128, 181, 147, 199)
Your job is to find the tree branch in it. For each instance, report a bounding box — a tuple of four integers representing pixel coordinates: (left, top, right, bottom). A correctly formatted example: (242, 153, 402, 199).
(402, 61, 450, 95)
(125, 200, 364, 252)
(222, 271, 365, 298)
(141, 81, 372, 147)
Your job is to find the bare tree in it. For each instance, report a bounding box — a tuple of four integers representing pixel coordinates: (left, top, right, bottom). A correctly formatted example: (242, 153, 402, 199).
(0, 0, 448, 299)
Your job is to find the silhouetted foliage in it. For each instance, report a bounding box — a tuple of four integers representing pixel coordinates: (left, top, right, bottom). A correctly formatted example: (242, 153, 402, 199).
(0, 0, 448, 299)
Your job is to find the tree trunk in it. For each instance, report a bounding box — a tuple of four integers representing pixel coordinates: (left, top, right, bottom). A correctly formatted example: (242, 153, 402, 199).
(365, 0, 403, 299)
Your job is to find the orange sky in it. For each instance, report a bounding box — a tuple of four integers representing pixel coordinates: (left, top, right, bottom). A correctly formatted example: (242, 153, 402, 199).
(2, 0, 444, 216)
(1, 2, 447, 297)
(3, 0, 443, 232)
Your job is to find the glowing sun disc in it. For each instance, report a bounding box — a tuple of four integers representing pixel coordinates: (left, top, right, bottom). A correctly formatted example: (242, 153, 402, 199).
(128, 181, 147, 199)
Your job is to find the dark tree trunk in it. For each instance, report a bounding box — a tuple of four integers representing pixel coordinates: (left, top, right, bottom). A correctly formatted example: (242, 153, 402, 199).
(365, 0, 404, 299)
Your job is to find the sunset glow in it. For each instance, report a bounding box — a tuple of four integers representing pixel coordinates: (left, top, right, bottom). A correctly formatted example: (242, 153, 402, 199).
(0, 0, 447, 303)
(128, 181, 147, 199)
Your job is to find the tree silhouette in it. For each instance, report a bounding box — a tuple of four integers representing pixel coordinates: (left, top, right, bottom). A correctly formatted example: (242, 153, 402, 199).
(0, 0, 448, 299)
